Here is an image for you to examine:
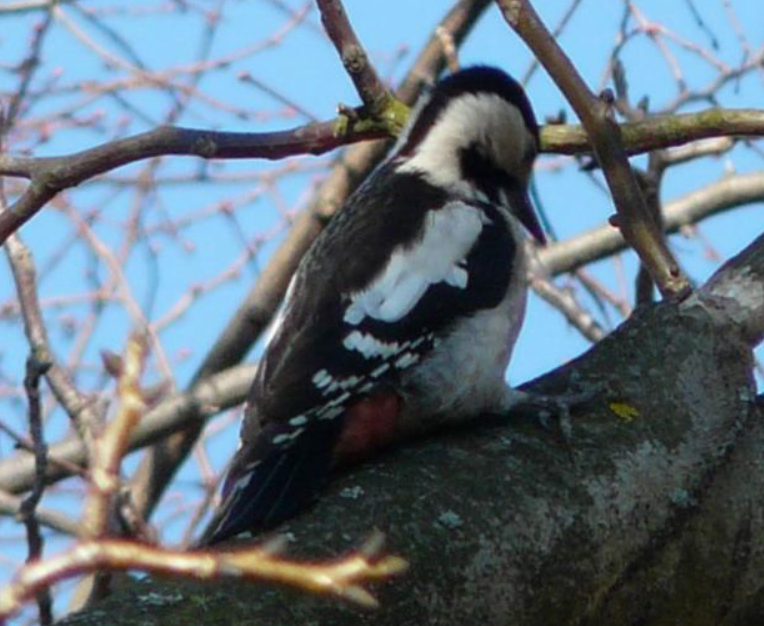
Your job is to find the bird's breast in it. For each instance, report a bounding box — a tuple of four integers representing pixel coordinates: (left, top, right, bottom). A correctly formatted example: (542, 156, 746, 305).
(397, 223, 528, 432)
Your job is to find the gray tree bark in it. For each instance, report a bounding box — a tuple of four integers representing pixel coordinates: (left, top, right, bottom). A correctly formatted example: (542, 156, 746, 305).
(59, 233, 764, 626)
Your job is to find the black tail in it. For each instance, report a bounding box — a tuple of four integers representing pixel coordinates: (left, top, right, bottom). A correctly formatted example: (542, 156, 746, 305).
(196, 417, 342, 546)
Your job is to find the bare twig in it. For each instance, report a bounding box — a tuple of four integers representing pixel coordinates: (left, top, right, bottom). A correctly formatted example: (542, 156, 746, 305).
(520, 0, 583, 85)
(527, 250, 606, 343)
(496, 0, 690, 298)
(0, 121, 388, 244)
(315, 0, 393, 114)
(83, 332, 149, 539)
(0, 534, 407, 622)
(20, 353, 53, 626)
(0, 418, 85, 478)
(0, 363, 257, 495)
(0, 490, 79, 536)
(4, 231, 101, 454)
(539, 171, 764, 276)
(4, 9, 53, 127)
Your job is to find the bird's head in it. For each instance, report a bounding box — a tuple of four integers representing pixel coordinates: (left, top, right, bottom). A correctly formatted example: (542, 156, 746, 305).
(394, 66, 545, 244)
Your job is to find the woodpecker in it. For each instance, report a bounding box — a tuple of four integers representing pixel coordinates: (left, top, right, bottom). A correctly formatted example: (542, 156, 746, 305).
(199, 66, 546, 546)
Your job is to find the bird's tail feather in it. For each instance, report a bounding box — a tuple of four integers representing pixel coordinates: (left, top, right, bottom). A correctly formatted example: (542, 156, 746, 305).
(196, 418, 342, 547)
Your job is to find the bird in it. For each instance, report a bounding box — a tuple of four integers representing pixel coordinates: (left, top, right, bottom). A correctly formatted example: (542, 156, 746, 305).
(198, 65, 546, 546)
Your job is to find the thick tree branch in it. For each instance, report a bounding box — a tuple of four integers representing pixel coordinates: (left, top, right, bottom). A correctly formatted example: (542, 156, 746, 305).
(698, 231, 764, 345)
(55, 234, 764, 626)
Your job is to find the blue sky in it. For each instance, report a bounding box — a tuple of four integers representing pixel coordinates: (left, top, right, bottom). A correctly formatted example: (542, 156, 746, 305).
(0, 1, 762, 620)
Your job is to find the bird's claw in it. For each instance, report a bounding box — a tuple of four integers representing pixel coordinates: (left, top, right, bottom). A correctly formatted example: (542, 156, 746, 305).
(501, 383, 602, 444)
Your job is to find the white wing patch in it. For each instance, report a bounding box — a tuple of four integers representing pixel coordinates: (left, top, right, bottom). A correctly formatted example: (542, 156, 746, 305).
(343, 330, 406, 359)
(343, 202, 488, 326)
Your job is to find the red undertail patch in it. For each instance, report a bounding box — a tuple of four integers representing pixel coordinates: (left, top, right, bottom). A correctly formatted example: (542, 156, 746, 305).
(333, 390, 403, 464)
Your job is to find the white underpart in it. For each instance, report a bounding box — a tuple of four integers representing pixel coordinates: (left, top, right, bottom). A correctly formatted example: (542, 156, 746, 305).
(398, 214, 529, 429)
(396, 92, 530, 193)
(343, 202, 487, 326)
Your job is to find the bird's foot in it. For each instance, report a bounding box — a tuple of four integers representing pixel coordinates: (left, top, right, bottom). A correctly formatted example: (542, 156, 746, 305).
(497, 383, 601, 444)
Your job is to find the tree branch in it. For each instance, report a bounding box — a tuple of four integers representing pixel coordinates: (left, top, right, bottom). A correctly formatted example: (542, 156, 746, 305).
(541, 108, 764, 155)
(315, 0, 392, 115)
(0, 363, 256, 496)
(496, 0, 690, 298)
(0, 534, 406, 622)
(539, 171, 764, 275)
(0, 122, 388, 244)
(4, 231, 101, 451)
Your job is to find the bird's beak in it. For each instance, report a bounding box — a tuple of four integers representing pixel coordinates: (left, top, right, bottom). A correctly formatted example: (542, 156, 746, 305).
(506, 185, 546, 245)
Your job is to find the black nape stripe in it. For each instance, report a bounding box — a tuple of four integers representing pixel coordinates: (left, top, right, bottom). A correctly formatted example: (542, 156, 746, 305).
(398, 66, 539, 157)
(458, 142, 520, 205)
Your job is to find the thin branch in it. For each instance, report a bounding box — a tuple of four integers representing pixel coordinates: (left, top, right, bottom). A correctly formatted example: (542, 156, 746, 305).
(3, 106, 762, 249)
(496, 0, 690, 298)
(0, 121, 388, 244)
(0, 534, 407, 622)
(539, 171, 764, 276)
(83, 333, 148, 539)
(541, 108, 764, 156)
(315, 0, 392, 114)
(527, 250, 607, 344)
(0, 363, 257, 495)
(0, 490, 79, 536)
(520, 0, 583, 85)
(4, 8, 53, 128)
(4, 231, 101, 454)
(0, 418, 85, 478)
(20, 353, 53, 626)
(0, 0, 74, 15)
